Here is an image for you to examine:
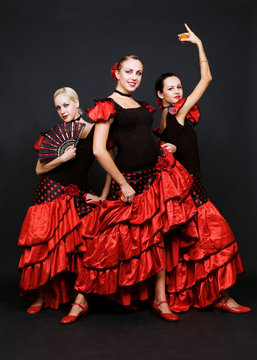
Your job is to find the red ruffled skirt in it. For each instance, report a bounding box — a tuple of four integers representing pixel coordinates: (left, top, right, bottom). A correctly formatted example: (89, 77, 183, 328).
(166, 199, 244, 312)
(18, 187, 100, 309)
(75, 151, 199, 305)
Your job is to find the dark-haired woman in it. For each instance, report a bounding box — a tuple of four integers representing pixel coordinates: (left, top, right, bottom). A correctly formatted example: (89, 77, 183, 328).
(155, 24, 250, 313)
(60, 55, 200, 324)
(18, 87, 111, 313)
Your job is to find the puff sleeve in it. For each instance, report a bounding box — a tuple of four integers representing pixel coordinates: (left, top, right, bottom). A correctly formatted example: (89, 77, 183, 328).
(87, 99, 116, 123)
(171, 98, 200, 126)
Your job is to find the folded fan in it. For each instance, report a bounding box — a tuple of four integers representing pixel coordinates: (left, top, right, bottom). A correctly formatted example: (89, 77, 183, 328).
(39, 121, 85, 163)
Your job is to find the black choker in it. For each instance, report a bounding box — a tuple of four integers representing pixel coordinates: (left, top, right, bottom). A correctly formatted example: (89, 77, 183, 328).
(75, 114, 82, 121)
(114, 89, 132, 97)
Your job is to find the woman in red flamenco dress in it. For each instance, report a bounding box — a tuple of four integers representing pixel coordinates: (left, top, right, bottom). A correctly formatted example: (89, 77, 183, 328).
(60, 55, 200, 324)
(18, 87, 110, 313)
(154, 24, 250, 313)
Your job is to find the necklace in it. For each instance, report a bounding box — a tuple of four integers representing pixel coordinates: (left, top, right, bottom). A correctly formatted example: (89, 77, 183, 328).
(114, 89, 132, 97)
(75, 114, 82, 121)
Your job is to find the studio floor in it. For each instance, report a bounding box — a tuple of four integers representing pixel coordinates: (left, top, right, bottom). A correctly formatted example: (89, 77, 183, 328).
(0, 274, 256, 360)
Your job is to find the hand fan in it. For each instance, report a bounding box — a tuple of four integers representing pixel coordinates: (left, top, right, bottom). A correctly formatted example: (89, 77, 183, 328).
(39, 121, 85, 163)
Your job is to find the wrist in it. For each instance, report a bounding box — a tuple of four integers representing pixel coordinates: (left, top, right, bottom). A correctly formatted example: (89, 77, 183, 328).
(196, 39, 203, 47)
(59, 156, 66, 164)
(119, 180, 127, 188)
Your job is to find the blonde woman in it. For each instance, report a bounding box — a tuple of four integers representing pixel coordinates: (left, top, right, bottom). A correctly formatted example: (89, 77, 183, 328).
(18, 87, 110, 313)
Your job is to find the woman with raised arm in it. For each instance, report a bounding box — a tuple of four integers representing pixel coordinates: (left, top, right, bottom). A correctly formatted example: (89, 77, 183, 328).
(18, 87, 111, 313)
(60, 55, 200, 324)
(155, 24, 250, 313)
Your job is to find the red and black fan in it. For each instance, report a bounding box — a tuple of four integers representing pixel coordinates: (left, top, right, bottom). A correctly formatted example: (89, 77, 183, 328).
(39, 121, 85, 163)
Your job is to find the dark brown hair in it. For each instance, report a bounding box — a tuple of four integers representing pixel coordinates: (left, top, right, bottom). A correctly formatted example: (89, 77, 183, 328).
(117, 55, 143, 71)
(155, 73, 180, 95)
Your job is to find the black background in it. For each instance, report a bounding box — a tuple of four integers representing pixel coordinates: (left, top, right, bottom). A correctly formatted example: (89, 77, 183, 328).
(0, 1, 256, 358)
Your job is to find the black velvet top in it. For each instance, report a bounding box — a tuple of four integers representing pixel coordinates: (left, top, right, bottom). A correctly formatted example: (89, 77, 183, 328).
(45, 126, 95, 191)
(160, 112, 200, 174)
(111, 102, 159, 172)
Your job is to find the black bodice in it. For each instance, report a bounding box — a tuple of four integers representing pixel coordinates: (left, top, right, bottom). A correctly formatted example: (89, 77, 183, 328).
(111, 103, 159, 172)
(45, 126, 95, 191)
(160, 112, 201, 174)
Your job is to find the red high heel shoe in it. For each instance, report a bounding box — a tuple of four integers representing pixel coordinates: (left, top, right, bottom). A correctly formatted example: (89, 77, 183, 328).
(60, 302, 89, 324)
(213, 298, 251, 314)
(152, 301, 179, 321)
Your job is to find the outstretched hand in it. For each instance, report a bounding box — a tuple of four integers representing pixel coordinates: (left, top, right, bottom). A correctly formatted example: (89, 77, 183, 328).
(178, 23, 201, 45)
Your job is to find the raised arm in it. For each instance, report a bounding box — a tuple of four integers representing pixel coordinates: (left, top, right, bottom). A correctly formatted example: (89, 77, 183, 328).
(93, 120, 135, 203)
(176, 23, 212, 121)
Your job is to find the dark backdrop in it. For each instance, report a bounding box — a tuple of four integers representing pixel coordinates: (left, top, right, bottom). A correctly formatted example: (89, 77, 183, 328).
(0, 0, 256, 285)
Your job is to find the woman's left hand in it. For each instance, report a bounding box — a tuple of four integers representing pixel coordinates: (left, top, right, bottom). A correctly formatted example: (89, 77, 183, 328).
(161, 142, 177, 154)
(178, 23, 201, 45)
(86, 193, 102, 203)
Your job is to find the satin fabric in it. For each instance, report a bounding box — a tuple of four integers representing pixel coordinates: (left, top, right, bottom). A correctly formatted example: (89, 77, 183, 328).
(18, 193, 101, 309)
(165, 200, 243, 311)
(154, 99, 244, 311)
(75, 150, 199, 305)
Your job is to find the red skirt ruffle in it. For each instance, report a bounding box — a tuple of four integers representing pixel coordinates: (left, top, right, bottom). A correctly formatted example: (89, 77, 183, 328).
(165, 200, 244, 312)
(18, 193, 100, 309)
(75, 152, 199, 304)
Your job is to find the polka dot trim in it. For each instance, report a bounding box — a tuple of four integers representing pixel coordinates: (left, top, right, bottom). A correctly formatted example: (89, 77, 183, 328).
(190, 172, 208, 207)
(108, 167, 157, 200)
(33, 177, 64, 204)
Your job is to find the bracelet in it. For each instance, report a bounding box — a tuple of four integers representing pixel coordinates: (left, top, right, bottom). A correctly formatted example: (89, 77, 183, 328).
(200, 60, 208, 64)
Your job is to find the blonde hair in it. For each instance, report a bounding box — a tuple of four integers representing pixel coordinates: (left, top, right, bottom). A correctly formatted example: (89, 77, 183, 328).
(54, 87, 82, 114)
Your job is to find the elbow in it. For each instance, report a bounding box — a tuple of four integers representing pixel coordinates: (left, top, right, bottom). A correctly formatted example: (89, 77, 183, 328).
(35, 164, 43, 175)
(93, 145, 106, 160)
(203, 74, 212, 85)
(206, 71, 212, 83)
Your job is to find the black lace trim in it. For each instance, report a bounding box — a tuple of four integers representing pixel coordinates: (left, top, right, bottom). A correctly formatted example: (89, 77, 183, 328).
(167, 245, 240, 295)
(82, 213, 198, 272)
(82, 241, 164, 272)
(19, 262, 81, 292)
(19, 196, 76, 248)
(19, 227, 84, 269)
(180, 239, 236, 263)
(86, 98, 116, 122)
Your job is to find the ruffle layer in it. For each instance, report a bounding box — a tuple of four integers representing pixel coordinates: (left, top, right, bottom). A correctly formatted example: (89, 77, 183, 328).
(165, 200, 244, 312)
(18, 194, 100, 308)
(87, 98, 156, 124)
(19, 255, 84, 309)
(76, 244, 165, 296)
(87, 98, 116, 122)
(18, 194, 81, 252)
(171, 98, 200, 126)
(75, 151, 199, 302)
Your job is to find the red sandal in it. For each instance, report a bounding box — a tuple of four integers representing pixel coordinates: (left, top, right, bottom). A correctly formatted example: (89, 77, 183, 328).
(60, 302, 89, 324)
(213, 298, 251, 314)
(152, 301, 179, 321)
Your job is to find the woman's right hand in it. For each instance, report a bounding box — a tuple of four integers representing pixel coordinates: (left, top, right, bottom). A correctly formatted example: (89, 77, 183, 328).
(60, 146, 77, 163)
(178, 23, 201, 46)
(120, 182, 136, 203)
(161, 142, 177, 154)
